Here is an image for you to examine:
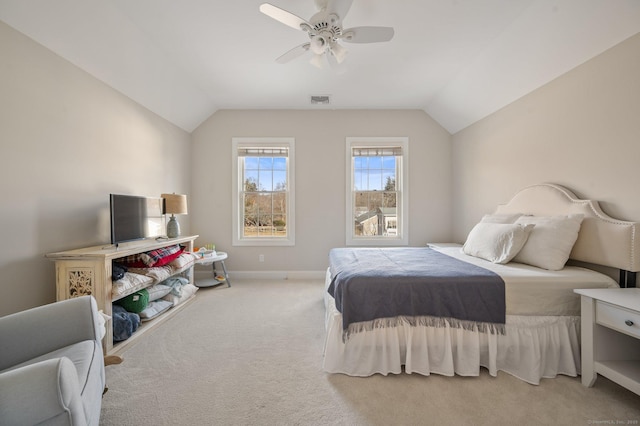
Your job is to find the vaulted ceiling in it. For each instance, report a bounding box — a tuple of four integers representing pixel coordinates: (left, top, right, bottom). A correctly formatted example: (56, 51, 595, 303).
(1, 0, 639, 133)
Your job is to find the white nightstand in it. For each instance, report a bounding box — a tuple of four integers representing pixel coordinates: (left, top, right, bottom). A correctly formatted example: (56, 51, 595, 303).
(574, 288, 640, 396)
(195, 251, 231, 288)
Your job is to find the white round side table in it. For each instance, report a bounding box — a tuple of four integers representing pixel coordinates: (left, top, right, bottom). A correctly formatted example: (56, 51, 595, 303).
(194, 251, 231, 288)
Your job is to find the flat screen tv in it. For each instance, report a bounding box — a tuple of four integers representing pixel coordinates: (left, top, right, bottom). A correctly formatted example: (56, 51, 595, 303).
(110, 194, 164, 245)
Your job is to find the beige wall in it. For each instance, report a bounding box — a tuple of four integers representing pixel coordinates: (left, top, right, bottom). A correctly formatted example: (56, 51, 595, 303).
(6, 16, 636, 315)
(0, 21, 191, 316)
(451, 32, 640, 243)
(191, 109, 452, 274)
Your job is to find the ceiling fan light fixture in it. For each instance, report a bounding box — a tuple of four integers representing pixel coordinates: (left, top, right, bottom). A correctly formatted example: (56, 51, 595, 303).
(310, 35, 327, 54)
(330, 42, 347, 63)
(260, 1, 394, 67)
(309, 53, 325, 68)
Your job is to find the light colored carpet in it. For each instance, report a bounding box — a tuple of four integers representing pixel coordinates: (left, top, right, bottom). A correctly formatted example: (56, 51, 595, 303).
(100, 278, 640, 425)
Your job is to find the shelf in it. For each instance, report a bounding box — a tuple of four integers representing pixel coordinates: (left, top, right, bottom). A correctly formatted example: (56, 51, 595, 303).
(596, 360, 640, 395)
(578, 289, 640, 397)
(47, 235, 199, 356)
(110, 294, 197, 356)
(111, 260, 196, 302)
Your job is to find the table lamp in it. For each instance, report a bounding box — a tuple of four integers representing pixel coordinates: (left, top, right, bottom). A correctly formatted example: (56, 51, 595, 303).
(161, 193, 188, 238)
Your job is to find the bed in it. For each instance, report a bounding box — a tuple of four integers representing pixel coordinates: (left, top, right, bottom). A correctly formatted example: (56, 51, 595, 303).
(323, 183, 639, 384)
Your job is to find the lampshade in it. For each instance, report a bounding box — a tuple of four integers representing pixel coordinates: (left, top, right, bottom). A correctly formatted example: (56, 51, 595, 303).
(161, 193, 188, 215)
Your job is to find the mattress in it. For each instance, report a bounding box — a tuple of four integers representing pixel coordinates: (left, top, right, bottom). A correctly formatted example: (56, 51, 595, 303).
(323, 245, 619, 382)
(429, 244, 618, 316)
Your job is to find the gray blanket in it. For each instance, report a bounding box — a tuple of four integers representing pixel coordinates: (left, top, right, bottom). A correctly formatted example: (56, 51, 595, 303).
(328, 247, 505, 338)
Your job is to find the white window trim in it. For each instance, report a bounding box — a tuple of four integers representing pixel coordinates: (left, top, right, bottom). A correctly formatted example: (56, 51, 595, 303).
(346, 137, 409, 246)
(232, 137, 295, 246)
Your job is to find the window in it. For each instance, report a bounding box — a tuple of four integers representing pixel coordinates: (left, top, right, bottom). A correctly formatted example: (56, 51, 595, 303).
(232, 138, 295, 246)
(346, 137, 408, 246)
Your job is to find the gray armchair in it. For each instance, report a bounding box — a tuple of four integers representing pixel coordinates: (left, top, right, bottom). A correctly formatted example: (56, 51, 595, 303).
(0, 295, 106, 425)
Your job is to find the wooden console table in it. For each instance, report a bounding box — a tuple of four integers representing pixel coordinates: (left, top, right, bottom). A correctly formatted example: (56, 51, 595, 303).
(47, 235, 198, 356)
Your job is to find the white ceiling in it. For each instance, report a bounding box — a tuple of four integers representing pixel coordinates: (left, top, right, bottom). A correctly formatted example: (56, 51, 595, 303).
(1, 0, 639, 133)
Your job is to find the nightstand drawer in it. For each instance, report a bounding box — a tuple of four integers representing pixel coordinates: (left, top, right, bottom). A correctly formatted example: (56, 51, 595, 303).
(596, 301, 640, 338)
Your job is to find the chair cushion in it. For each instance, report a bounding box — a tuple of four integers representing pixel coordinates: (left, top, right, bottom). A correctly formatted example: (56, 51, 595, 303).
(4, 340, 104, 425)
(4, 340, 100, 393)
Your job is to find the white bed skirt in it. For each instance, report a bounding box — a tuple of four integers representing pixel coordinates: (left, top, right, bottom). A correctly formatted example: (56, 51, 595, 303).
(323, 278, 581, 385)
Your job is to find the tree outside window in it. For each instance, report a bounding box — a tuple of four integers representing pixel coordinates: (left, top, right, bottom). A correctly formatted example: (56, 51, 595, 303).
(232, 139, 295, 246)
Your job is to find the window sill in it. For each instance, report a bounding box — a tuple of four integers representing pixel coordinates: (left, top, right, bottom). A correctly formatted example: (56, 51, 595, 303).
(232, 239, 295, 247)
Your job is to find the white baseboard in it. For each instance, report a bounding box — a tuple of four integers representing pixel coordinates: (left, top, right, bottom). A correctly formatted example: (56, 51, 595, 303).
(195, 270, 325, 281)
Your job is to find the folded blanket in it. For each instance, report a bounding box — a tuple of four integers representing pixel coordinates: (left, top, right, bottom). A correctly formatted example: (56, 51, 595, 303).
(112, 305, 141, 342)
(328, 247, 506, 339)
(162, 276, 190, 297)
(112, 262, 128, 281)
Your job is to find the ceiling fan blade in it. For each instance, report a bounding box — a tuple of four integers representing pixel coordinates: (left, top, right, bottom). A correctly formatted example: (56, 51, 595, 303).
(325, 0, 354, 20)
(276, 43, 311, 64)
(309, 53, 326, 69)
(329, 41, 348, 64)
(259, 3, 310, 31)
(341, 26, 395, 43)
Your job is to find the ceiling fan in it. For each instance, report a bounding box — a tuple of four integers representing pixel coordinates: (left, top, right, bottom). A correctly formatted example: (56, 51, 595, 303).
(259, 0, 394, 69)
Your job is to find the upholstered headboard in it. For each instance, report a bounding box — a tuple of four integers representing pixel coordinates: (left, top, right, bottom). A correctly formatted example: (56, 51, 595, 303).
(494, 183, 640, 273)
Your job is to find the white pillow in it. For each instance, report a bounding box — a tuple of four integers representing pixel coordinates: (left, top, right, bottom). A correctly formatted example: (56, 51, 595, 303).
(162, 283, 199, 307)
(112, 272, 154, 297)
(169, 252, 199, 271)
(139, 299, 174, 321)
(512, 214, 584, 270)
(462, 223, 535, 264)
(146, 284, 172, 302)
(480, 213, 523, 224)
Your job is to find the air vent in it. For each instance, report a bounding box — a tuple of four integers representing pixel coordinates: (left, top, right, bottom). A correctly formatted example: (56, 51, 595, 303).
(310, 95, 331, 105)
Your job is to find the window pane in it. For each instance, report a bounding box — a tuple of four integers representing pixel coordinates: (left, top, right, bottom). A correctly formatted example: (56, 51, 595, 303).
(368, 157, 382, 168)
(244, 171, 259, 191)
(354, 192, 368, 214)
(258, 214, 273, 236)
(258, 193, 272, 213)
(353, 170, 364, 191)
(369, 170, 383, 190)
(351, 191, 397, 237)
(383, 192, 397, 208)
(383, 208, 398, 236)
(350, 154, 400, 238)
(235, 141, 293, 243)
(273, 193, 287, 214)
(243, 193, 258, 237)
(259, 170, 273, 191)
(347, 139, 406, 244)
(382, 156, 395, 169)
(273, 157, 287, 170)
(273, 170, 286, 190)
(232, 138, 295, 246)
(383, 173, 395, 190)
(369, 192, 383, 210)
(259, 157, 273, 169)
(273, 215, 286, 236)
(245, 157, 259, 169)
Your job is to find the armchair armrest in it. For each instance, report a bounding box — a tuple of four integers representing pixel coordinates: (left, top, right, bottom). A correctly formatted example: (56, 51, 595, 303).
(0, 296, 102, 371)
(0, 357, 87, 426)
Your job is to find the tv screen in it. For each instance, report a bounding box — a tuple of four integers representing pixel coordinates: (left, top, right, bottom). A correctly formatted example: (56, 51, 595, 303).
(110, 194, 164, 244)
